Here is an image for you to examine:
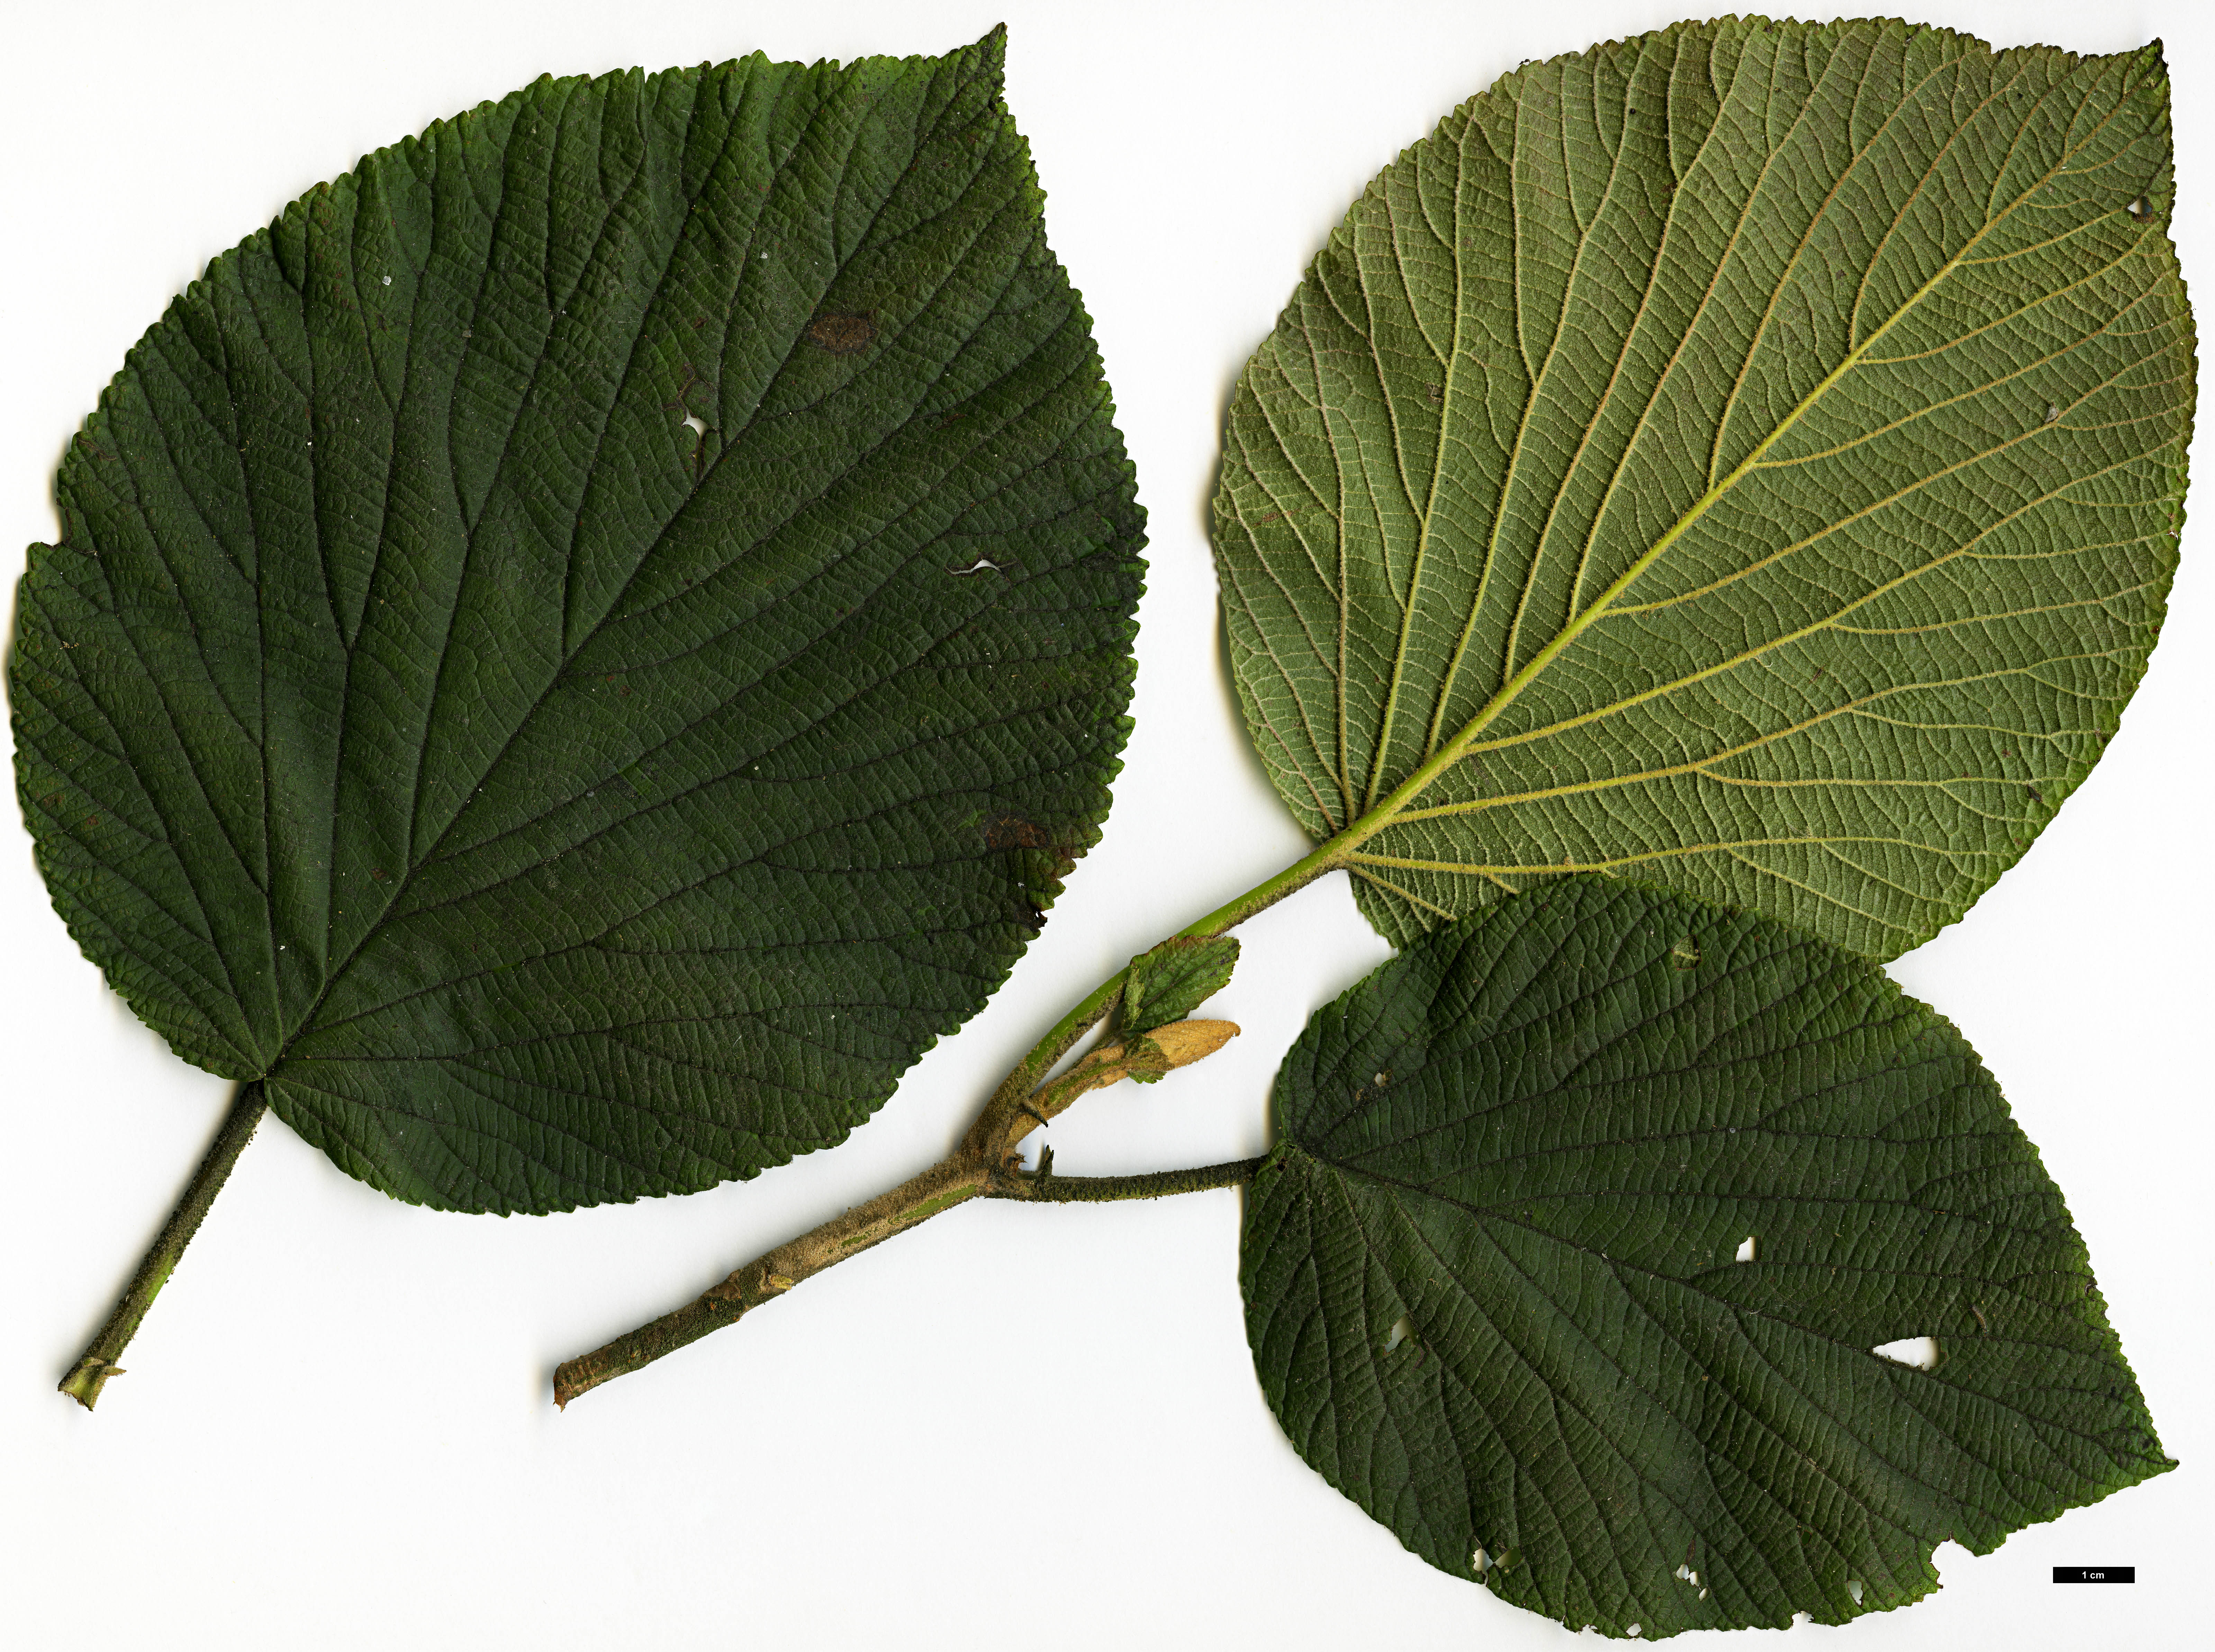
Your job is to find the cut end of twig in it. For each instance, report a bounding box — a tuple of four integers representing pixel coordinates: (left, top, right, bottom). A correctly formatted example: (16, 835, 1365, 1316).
(551, 1356, 597, 1410)
(58, 1356, 121, 1411)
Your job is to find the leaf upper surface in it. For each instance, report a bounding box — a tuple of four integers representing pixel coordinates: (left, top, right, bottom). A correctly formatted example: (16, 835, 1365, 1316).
(1242, 879, 2171, 1638)
(1122, 935, 1240, 1036)
(1213, 18, 2193, 957)
(10, 33, 1145, 1213)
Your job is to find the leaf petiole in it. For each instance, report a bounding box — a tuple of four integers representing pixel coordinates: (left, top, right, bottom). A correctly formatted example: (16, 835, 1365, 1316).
(59, 1080, 267, 1410)
(990, 1151, 1262, 1203)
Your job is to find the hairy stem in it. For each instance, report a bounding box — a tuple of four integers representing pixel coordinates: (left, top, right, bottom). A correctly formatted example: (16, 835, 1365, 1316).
(60, 1080, 268, 1411)
(554, 1158, 993, 1408)
(552, 1023, 1242, 1407)
(986, 1152, 1262, 1202)
(553, 1147, 1269, 1408)
(557, 834, 1362, 1408)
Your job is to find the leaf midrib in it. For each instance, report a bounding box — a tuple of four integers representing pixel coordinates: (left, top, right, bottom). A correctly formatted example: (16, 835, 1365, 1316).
(1397, 36, 1945, 809)
(1318, 52, 2148, 876)
(255, 54, 1001, 1080)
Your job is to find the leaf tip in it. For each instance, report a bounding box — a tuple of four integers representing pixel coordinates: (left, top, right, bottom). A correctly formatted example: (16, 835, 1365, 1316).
(968, 22, 1011, 79)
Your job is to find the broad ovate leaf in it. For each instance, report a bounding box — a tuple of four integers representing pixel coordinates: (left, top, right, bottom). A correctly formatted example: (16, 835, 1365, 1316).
(1213, 18, 2192, 957)
(1242, 879, 2170, 1639)
(9, 33, 1145, 1213)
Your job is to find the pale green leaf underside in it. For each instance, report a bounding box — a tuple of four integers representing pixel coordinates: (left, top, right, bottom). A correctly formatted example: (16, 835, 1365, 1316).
(1213, 18, 2193, 958)
(10, 35, 1144, 1213)
(1243, 880, 2170, 1638)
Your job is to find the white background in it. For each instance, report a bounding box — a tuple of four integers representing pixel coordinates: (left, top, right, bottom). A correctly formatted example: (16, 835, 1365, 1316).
(2, 2, 2206, 1646)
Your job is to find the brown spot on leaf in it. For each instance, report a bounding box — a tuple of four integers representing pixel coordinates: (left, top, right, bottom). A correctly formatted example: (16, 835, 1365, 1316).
(983, 810, 1054, 851)
(808, 311, 877, 356)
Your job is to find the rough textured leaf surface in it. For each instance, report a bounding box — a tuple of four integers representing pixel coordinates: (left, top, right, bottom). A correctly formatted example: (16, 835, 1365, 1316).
(10, 33, 1144, 1213)
(1213, 18, 2192, 957)
(1242, 879, 2170, 1638)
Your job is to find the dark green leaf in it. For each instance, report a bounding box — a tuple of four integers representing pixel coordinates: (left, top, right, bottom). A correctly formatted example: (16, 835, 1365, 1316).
(1122, 934, 1239, 1038)
(1243, 879, 2170, 1639)
(10, 32, 1144, 1214)
(1213, 18, 2192, 959)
